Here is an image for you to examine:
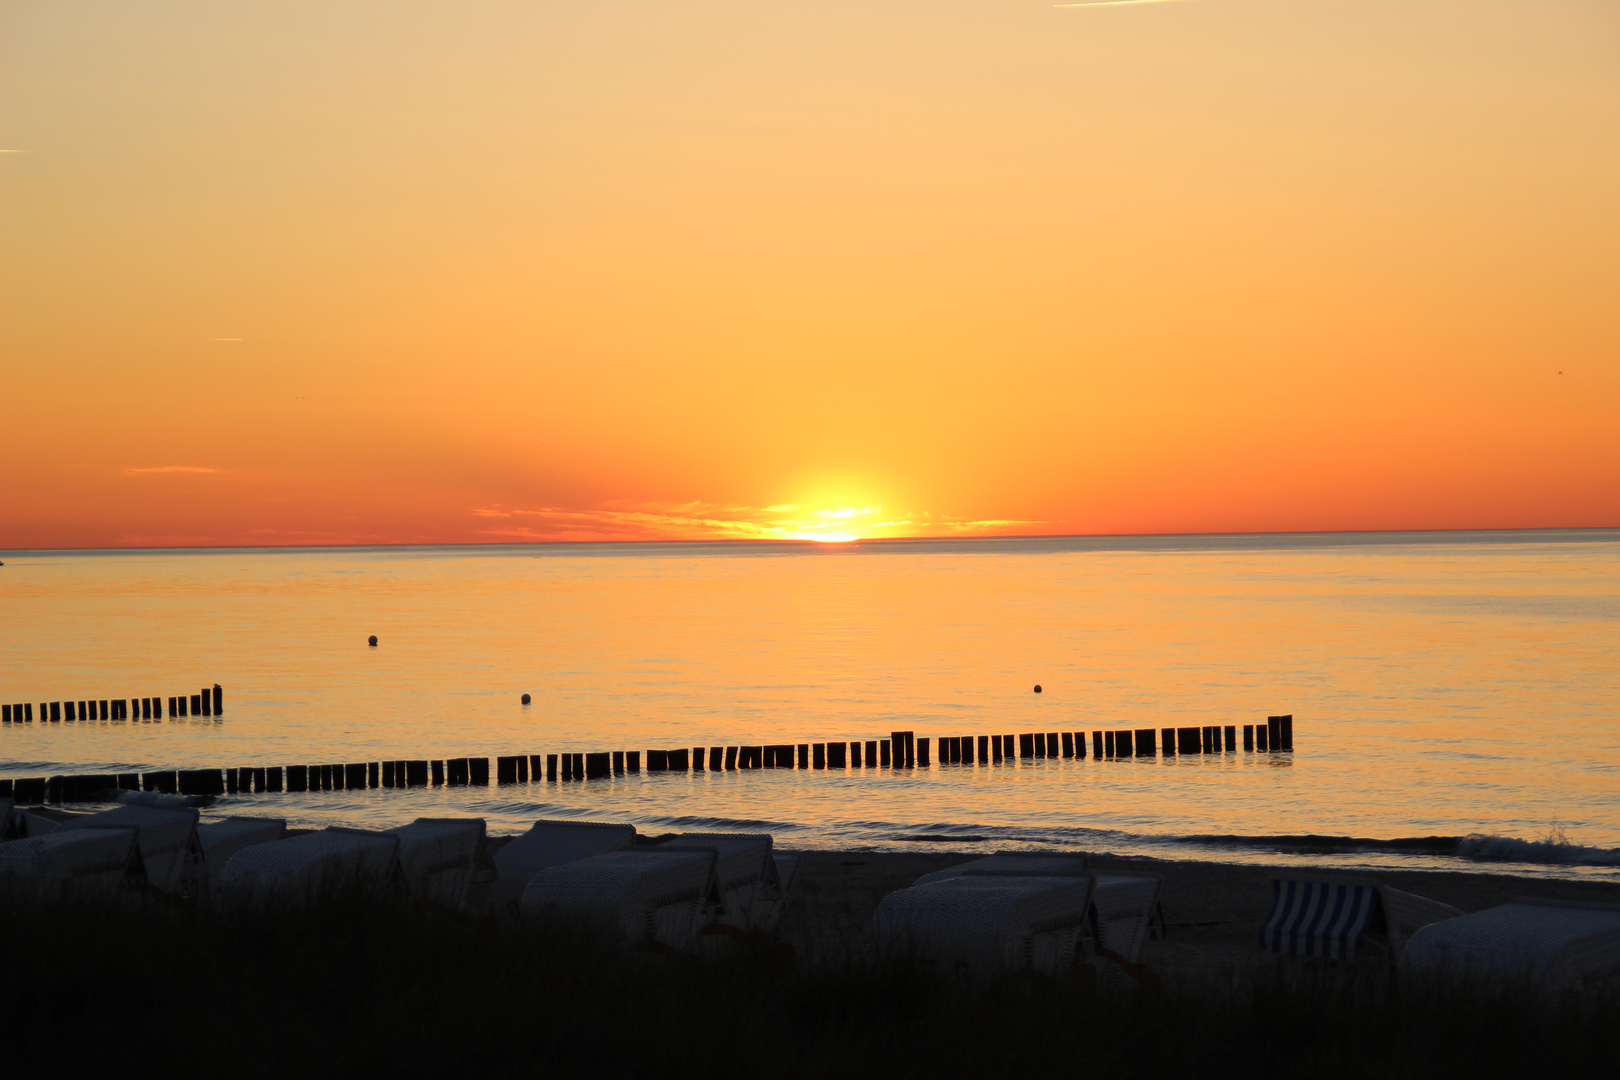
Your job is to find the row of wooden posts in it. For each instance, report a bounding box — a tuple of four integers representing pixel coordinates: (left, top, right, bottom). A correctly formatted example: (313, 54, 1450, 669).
(0, 717, 1294, 805)
(2, 686, 223, 724)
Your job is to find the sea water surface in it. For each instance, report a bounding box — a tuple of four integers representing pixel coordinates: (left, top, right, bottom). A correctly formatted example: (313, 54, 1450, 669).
(2, 531, 1617, 880)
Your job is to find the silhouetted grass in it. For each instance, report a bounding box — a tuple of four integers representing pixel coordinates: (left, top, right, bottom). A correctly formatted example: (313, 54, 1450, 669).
(4, 897, 1614, 1079)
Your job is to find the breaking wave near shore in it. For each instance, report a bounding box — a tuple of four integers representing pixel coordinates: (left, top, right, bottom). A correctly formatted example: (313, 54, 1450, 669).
(629, 816, 1620, 879)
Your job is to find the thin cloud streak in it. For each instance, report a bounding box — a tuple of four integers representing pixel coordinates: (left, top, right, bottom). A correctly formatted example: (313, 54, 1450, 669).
(1054, 1, 1198, 7)
(122, 465, 225, 476)
(470, 500, 1057, 543)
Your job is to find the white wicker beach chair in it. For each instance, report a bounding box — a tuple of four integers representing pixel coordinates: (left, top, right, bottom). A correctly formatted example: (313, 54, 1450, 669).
(1260, 874, 1461, 961)
(912, 854, 1159, 971)
(912, 851, 1089, 888)
(752, 853, 799, 934)
(54, 804, 203, 897)
(385, 818, 495, 914)
(520, 848, 720, 948)
(22, 808, 76, 837)
(196, 817, 287, 896)
(215, 827, 403, 906)
(874, 875, 1095, 976)
(0, 826, 147, 902)
(115, 790, 204, 812)
(656, 832, 781, 932)
(1403, 899, 1620, 990)
(1090, 873, 1164, 969)
(491, 819, 636, 920)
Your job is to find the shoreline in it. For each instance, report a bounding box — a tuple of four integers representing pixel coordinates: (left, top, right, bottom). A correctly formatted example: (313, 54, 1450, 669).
(767, 849, 1620, 966)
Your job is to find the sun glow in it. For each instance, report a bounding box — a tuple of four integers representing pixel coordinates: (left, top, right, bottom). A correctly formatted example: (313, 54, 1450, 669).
(783, 505, 888, 543)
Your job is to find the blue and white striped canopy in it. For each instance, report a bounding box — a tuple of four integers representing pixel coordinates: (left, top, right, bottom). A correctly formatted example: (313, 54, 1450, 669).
(1261, 879, 1380, 960)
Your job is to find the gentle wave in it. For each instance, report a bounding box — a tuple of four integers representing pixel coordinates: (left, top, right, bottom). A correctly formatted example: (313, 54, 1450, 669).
(1453, 833, 1620, 867)
(1112, 830, 1620, 867)
(816, 821, 1620, 869)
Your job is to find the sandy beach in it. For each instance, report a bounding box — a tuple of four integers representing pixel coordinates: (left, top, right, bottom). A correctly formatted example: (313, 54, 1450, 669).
(490, 833, 1620, 976)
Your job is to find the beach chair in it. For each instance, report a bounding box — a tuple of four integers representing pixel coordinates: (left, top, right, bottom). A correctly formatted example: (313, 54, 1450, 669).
(912, 851, 1088, 887)
(913, 853, 1160, 972)
(385, 818, 496, 914)
(520, 848, 720, 948)
(656, 832, 784, 933)
(0, 826, 147, 902)
(196, 817, 287, 896)
(215, 827, 403, 906)
(1089, 873, 1164, 970)
(21, 808, 82, 837)
(1403, 899, 1620, 990)
(115, 790, 206, 812)
(0, 798, 15, 841)
(752, 853, 799, 934)
(491, 819, 636, 920)
(54, 803, 203, 897)
(874, 875, 1095, 976)
(1260, 874, 1461, 962)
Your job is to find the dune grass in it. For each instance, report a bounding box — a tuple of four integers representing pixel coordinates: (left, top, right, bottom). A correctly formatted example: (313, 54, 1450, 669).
(3, 897, 1614, 1078)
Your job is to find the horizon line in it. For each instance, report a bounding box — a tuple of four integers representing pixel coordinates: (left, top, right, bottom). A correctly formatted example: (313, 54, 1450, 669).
(5, 523, 1617, 555)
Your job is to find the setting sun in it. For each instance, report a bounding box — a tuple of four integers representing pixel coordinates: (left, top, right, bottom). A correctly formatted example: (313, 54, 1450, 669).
(1, 0, 1616, 549)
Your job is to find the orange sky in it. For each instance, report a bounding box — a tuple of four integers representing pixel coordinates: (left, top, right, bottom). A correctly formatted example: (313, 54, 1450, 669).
(3, 0, 1617, 547)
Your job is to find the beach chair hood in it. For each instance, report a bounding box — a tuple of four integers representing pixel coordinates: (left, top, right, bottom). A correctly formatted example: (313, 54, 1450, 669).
(520, 848, 720, 947)
(0, 825, 148, 902)
(55, 804, 202, 897)
(386, 817, 495, 913)
(216, 827, 403, 906)
(491, 819, 636, 920)
(1403, 899, 1620, 989)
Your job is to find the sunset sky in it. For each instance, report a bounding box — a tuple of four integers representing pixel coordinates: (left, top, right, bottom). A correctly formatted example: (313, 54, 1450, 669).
(3, 0, 1616, 547)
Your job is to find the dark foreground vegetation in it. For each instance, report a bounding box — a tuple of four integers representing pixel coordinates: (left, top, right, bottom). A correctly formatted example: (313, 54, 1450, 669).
(5, 899, 1614, 1080)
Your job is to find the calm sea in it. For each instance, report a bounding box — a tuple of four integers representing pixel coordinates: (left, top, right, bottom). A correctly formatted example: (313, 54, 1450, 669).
(3, 531, 1617, 880)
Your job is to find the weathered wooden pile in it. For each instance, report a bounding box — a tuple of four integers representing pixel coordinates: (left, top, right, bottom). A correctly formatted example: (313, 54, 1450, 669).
(0, 716, 1294, 805)
(2, 685, 223, 724)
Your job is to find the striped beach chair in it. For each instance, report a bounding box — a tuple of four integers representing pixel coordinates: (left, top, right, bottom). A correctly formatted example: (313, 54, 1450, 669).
(1403, 899, 1620, 990)
(1261, 874, 1460, 961)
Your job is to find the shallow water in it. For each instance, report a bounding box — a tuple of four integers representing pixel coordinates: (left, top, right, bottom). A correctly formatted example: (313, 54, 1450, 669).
(2, 531, 1617, 880)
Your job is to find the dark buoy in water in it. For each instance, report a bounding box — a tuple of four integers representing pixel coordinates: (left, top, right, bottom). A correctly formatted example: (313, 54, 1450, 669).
(521, 693, 531, 705)
(368, 635, 378, 647)
(1033, 685, 1042, 693)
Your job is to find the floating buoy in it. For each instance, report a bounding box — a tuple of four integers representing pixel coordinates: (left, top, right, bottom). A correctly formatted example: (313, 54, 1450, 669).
(368, 635, 378, 647)
(1033, 685, 1042, 693)
(521, 693, 532, 705)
